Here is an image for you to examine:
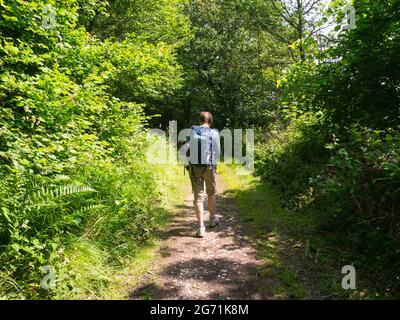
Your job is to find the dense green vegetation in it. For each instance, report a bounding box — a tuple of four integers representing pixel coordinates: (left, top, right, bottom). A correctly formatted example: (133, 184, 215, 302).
(1, 0, 399, 299)
(255, 0, 400, 297)
(0, 0, 189, 298)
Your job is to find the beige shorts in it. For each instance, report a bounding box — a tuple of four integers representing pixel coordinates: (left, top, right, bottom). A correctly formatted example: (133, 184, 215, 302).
(189, 165, 218, 203)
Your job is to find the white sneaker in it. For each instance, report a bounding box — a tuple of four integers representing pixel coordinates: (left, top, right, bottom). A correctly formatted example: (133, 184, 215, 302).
(209, 215, 220, 228)
(196, 226, 206, 238)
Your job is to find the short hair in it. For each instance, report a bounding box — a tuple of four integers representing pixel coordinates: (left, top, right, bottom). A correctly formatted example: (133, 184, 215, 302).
(199, 111, 213, 125)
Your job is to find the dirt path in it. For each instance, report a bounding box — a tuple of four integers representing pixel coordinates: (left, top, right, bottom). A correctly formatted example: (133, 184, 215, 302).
(130, 175, 275, 300)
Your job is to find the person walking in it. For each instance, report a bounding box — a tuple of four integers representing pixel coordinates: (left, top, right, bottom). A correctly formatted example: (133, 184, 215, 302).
(186, 111, 221, 238)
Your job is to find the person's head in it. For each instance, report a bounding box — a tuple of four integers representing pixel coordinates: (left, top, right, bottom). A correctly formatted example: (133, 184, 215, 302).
(199, 111, 213, 127)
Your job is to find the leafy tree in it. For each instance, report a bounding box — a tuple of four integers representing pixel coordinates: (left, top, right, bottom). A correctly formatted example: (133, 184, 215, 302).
(176, 0, 289, 128)
(257, 0, 400, 296)
(0, 0, 189, 298)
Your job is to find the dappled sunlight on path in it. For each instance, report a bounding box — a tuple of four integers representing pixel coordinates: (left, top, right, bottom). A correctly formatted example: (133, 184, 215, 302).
(129, 175, 273, 300)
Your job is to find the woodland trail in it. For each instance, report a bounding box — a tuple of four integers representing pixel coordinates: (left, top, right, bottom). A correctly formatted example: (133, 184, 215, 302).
(130, 175, 276, 300)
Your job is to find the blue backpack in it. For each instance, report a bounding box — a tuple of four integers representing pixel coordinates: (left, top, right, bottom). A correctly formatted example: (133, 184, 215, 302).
(190, 125, 213, 166)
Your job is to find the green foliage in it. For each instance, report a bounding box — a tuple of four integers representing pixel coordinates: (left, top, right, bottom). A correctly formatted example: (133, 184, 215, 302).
(82, 0, 192, 129)
(255, 112, 329, 204)
(311, 129, 400, 289)
(255, 0, 400, 297)
(1, 0, 399, 300)
(175, 0, 288, 128)
(90, 0, 192, 46)
(281, 0, 400, 130)
(0, 0, 189, 299)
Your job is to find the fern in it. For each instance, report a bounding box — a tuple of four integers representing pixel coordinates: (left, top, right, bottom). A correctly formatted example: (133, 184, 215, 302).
(22, 183, 100, 228)
(72, 204, 105, 216)
(32, 185, 97, 201)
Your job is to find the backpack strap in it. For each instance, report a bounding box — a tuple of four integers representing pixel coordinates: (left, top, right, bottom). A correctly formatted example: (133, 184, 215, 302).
(209, 129, 213, 165)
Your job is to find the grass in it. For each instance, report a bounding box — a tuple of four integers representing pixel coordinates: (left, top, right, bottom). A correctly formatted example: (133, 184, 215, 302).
(218, 164, 353, 299)
(53, 162, 189, 299)
(50, 161, 365, 300)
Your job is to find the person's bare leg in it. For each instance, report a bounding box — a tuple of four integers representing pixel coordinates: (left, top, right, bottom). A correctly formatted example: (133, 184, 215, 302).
(195, 201, 205, 227)
(208, 194, 216, 218)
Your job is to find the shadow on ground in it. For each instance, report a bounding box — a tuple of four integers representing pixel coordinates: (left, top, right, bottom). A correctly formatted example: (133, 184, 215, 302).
(129, 256, 267, 299)
(129, 183, 279, 300)
(129, 177, 334, 300)
(220, 181, 339, 299)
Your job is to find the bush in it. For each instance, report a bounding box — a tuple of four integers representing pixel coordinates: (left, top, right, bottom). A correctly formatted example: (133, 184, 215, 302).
(255, 112, 329, 205)
(310, 129, 400, 294)
(255, 0, 400, 297)
(256, 120, 400, 296)
(0, 0, 187, 299)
